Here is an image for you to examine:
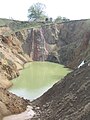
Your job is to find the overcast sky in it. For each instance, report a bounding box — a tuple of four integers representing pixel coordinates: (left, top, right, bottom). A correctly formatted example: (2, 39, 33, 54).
(0, 0, 90, 21)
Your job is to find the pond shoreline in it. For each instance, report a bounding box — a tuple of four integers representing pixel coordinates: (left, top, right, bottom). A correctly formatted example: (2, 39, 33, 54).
(7, 61, 32, 89)
(9, 61, 71, 100)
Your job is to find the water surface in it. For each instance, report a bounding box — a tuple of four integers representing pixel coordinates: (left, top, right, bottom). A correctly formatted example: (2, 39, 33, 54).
(9, 62, 70, 101)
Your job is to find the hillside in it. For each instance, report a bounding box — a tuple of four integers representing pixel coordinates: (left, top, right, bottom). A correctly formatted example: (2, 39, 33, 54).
(32, 63, 90, 120)
(0, 18, 45, 35)
(0, 18, 90, 119)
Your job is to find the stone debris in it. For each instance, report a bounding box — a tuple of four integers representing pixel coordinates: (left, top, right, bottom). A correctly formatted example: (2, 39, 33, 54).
(3, 105, 35, 120)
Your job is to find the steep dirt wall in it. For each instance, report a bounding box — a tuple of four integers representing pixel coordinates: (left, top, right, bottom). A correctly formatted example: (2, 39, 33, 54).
(0, 88, 30, 119)
(0, 28, 32, 119)
(32, 63, 90, 120)
(41, 20, 90, 68)
(0, 29, 31, 89)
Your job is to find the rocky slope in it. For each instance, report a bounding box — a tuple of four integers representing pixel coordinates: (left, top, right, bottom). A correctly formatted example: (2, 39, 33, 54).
(0, 88, 30, 120)
(0, 26, 32, 119)
(32, 62, 90, 120)
(0, 19, 90, 119)
(0, 26, 31, 88)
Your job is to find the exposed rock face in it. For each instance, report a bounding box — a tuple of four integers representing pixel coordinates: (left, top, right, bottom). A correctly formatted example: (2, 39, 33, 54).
(22, 28, 49, 61)
(0, 88, 30, 119)
(20, 19, 90, 68)
(32, 63, 90, 120)
(40, 20, 90, 68)
(0, 28, 31, 88)
(0, 30, 31, 118)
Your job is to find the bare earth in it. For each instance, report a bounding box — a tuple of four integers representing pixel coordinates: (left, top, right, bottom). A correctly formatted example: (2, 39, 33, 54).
(3, 106, 35, 120)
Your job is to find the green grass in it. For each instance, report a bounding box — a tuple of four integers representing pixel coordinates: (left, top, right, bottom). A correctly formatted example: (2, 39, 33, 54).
(0, 18, 55, 33)
(0, 18, 44, 36)
(0, 18, 12, 26)
(0, 18, 43, 30)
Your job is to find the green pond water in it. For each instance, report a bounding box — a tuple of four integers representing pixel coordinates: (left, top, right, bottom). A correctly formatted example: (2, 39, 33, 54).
(9, 62, 70, 101)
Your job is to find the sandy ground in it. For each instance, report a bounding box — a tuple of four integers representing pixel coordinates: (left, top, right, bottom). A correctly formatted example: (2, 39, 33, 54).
(3, 106, 35, 120)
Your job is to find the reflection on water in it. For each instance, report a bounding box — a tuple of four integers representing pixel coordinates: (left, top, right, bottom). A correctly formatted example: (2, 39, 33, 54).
(9, 62, 70, 101)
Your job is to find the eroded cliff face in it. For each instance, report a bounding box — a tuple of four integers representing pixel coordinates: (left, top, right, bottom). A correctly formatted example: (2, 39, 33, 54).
(41, 20, 90, 68)
(0, 27, 31, 88)
(20, 19, 90, 68)
(0, 88, 29, 119)
(0, 27, 32, 119)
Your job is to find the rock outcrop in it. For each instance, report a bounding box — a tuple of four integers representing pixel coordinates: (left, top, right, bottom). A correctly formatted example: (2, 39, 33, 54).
(0, 88, 30, 119)
(20, 19, 90, 68)
(0, 27, 31, 88)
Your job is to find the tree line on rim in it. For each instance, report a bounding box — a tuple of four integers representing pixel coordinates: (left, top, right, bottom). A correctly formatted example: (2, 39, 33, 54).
(27, 2, 70, 23)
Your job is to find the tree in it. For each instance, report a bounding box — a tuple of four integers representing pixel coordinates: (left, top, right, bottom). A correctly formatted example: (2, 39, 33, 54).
(54, 16, 70, 23)
(54, 16, 63, 23)
(62, 17, 70, 22)
(28, 2, 46, 21)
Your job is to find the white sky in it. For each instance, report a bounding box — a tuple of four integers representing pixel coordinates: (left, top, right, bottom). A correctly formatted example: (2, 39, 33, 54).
(0, 0, 90, 21)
